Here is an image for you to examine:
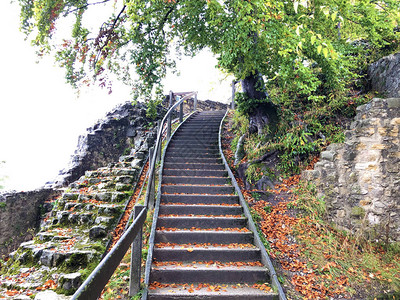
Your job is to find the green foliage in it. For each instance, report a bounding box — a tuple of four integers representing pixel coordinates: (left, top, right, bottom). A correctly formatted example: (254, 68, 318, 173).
(231, 111, 249, 136)
(277, 129, 321, 174)
(145, 98, 162, 120)
(235, 92, 269, 116)
(245, 163, 264, 184)
(17, 0, 400, 104)
(294, 181, 326, 218)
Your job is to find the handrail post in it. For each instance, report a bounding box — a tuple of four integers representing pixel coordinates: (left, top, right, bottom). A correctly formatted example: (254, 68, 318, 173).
(169, 90, 174, 107)
(194, 93, 198, 111)
(179, 101, 183, 123)
(167, 114, 172, 140)
(129, 205, 145, 296)
(148, 147, 155, 208)
(156, 121, 161, 163)
(231, 81, 236, 110)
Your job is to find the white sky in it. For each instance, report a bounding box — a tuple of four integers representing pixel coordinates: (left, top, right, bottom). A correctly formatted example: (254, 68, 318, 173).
(0, 1, 232, 191)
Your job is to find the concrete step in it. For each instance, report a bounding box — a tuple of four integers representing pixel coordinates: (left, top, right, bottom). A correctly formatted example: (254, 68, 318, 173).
(155, 230, 254, 244)
(182, 120, 221, 124)
(156, 216, 247, 229)
(166, 148, 219, 154)
(173, 133, 219, 139)
(163, 169, 227, 177)
(147, 285, 277, 300)
(162, 185, 234, 195)
(153, 245, 261, 262)
(169, 140, 218, 145)
(163, 163, 225, 171)
(164, 157, 222, 164)
(167, 146, 220, 152)
(161, 194, 239, 205)
(177, 128, 220, 133)
(177, 125, 220, 130)
(162, 176, 228, 185)
(166, 152, 220, 158)
(168, 142, 219, 149)
(150, 263, 269, 284)
(158, 204, 242, 215)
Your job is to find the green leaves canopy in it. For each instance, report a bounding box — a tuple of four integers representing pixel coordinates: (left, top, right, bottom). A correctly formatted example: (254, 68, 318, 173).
(18, 0, 399, 100)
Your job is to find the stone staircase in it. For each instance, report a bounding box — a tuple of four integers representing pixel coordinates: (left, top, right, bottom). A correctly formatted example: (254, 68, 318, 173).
(147, 111, 278, 299)
(0, 132, 153, 299)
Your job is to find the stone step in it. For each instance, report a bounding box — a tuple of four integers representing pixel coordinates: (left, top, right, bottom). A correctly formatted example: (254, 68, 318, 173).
(167, 144, 219, 151)
(166, 148, 219, 154)
(162, 185, 234, 195)
(150, 263, 269, 284)
(161, 194, 239, 205)
(163, 162, 225, 171)
(156, 216, 247, 229)
(166, 152, 220, 158)
(147, 285, 277, 300)
(158, 204, 242, 215)
(163, 169, 227, 177)
(153, 245, 261, 262)
(155, 230, 253, 244)
(173, 133, 219, 139)
(177, 129, 220, 134)
(162, 176, 228, 185)
(164, 157, 222, 164)
(170, 136, 219, 141)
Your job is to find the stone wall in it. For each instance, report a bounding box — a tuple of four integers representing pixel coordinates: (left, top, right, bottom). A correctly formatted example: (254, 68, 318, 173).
(303, 98, 400, 242)
(0, 189, 60, 256)
(368, 52, 400, 98)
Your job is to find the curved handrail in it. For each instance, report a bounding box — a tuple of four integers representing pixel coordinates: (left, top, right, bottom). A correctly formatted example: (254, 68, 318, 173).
(144, 91, 197, 209)
(141, 110, 197, 300)
(218, 110, 287, 300)
(71, 92, 198, 300)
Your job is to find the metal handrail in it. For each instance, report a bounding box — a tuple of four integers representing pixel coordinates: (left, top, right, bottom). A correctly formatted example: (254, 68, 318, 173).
(72, 91, 198, 300)
(144, 91, 197, 209)
(218, 110, 287, 300)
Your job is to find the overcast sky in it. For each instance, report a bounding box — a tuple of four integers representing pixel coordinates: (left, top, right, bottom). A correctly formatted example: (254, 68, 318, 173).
(0, 1, 232, 191)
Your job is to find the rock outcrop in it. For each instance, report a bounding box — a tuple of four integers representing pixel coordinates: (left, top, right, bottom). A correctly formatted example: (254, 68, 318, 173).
(368, 53, 400, 98)
(50, 102, 165, 187)
(303, 98, 400, 243)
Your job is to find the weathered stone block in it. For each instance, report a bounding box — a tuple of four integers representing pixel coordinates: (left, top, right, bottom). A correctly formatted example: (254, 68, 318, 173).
(59, 272, 82, 292)
(95, 192, 113, 202)
(39, 250, 55, 267)
(95, 216, 113, 225)
(116, 183, 132, 191)
(62, 193, 79, 201)
(321, 151, 335, 162)
(79, 213, 93, 224)
(387, 98, 400, 108)
(112, 192, 129, 202)
(89, 225, 107, 240)
(351, 206, 365, 218)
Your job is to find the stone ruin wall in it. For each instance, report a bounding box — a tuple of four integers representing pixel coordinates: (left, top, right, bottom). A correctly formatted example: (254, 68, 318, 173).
(0, 189, 61, 256)
(303, 98, 400, 243)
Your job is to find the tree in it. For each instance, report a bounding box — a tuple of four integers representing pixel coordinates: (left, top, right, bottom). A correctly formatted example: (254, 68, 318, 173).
(18, 0, 399, 132)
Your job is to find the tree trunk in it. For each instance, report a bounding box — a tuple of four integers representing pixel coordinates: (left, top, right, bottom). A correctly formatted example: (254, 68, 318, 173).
(241, 71, 278, 135)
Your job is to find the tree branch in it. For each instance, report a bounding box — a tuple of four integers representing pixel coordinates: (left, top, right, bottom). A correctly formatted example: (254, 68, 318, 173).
(93, 4, 127, 68)
(65, 0, 113, 15)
